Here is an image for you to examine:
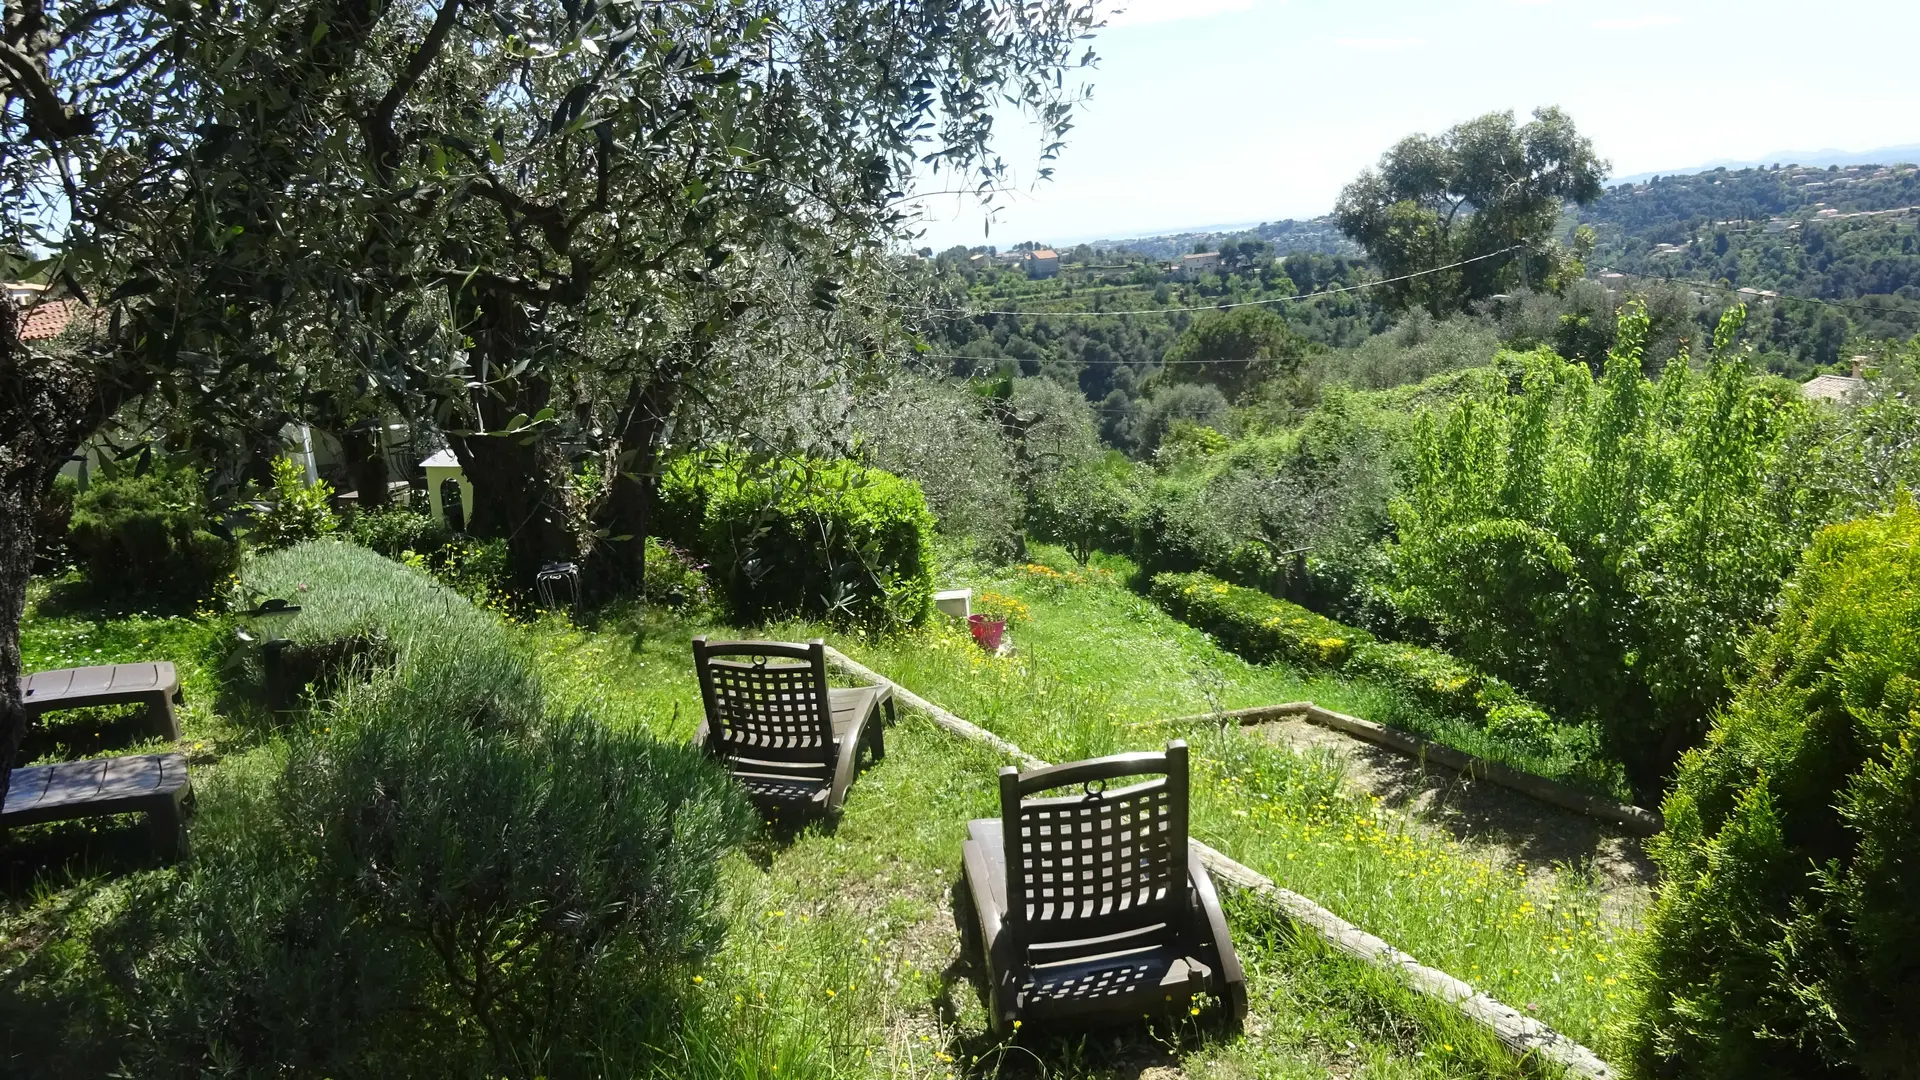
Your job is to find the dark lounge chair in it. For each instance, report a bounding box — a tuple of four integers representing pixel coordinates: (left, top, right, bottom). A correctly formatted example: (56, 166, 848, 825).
(20, 662, 184, 740)
(691, 637, 895, 817)
(960, 740, 1247, 1033)
(2, 752, 192, 860)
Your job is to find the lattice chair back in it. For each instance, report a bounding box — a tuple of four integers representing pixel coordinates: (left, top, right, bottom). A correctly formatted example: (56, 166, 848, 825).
(998, 741, 1191, 957)
(692, 637, 837, 770)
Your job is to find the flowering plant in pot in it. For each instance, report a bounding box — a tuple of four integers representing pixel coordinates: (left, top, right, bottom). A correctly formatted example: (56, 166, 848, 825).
(968, 590, 1029, 652)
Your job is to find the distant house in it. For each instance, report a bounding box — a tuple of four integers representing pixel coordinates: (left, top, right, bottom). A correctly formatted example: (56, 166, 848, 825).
(1598, 272, 1628, 291)
(1025, 248, 1060, 279)
(1176, 251, 1222, 279)
(5, 282, 85, 342)
(1802, 358, 1869, 405)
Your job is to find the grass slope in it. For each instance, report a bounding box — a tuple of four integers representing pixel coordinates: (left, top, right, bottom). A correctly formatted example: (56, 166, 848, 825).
(5, 548, 1632, 1077)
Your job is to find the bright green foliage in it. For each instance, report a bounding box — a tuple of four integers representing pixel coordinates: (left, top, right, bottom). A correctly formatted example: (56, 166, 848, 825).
(1151, 570, 1371, 668)
(641, 536, 713, 610)
(1345, 641, 1557, 754)
(249, 457, 339, 551)
(1150, 570, 1572, 762)
(660, 453, 936, 628)
(67, 465, 238, 598)
(1630, 502, 1920, 1080)
(1028, 457, 1141, 566)
(1393, 303, 1810, 791)
(346, 503, 452, 558)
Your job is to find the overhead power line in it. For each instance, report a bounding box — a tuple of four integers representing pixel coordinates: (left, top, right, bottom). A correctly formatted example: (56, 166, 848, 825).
(933, 245, 1524, 318)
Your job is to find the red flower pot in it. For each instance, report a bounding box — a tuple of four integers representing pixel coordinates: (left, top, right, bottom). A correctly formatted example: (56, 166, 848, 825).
(968, 614, 1007, 652)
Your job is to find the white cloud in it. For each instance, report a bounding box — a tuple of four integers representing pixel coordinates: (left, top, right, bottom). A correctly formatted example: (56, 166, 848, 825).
(1105, 0, 1257, 28)
(1590, 14, 1682, 30)
(1334, 36, 1426, 51)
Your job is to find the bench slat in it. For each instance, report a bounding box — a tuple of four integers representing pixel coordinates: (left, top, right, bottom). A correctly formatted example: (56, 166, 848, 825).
(21, 662, 176, 705)
(3, 753, 190, 825)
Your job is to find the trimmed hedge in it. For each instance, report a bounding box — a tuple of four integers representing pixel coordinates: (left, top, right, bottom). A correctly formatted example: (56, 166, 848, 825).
(658, 453, 935, 629)
(1631, 502, 1920, 1078)
(1151, 570, 1366, 667)
(240, 540, 539, 722)
(1150, 570, 1557, 747)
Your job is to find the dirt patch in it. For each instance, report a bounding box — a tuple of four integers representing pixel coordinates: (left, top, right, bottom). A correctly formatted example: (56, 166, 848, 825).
(1256, 717, 1655, 922)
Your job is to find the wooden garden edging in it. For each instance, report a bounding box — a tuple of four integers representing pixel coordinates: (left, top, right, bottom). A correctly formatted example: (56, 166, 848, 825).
(1167, 702, 1664, 837)
(823, 647, 1618, 1080)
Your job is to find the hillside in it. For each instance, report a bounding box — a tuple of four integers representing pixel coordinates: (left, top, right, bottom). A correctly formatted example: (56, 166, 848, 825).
(1577, 163, 1920, 350)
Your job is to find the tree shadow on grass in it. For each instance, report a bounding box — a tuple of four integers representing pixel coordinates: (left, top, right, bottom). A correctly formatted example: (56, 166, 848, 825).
(29, 576, 209, 622)
(17, 706, 165, 767)
(0, 815, 178, 901)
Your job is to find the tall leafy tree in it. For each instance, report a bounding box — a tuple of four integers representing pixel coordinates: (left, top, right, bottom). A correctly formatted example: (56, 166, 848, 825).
(1161, 305, 1303, 400)
(1335, 107, 1607, 316)
(0, 0, 1102, 804)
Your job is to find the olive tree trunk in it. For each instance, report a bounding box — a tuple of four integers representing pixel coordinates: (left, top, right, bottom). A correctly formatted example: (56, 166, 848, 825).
(0, 304, 127, 810)
(447, 289, 578, 591)
(582, 371, 681, 602)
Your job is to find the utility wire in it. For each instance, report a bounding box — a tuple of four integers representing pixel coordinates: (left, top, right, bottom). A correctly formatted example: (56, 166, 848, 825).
(931, 245, 1524, 318)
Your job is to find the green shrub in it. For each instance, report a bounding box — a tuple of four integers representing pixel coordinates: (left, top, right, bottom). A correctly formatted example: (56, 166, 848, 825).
(1393, 305, 1814, 793)
(95, 539, 756, 1076)
(1028, 457, 1140, 567)
(98, 701, 752, 1077)
(660, 452, 936, 628)
(67, 464, 238, 598)
(417, 535, 509, 604)
(1631, 502, 1920, 1079)
(240, 541, 537, 720)
(1131, 482, 1236, 579)
(642, 536, 713, 609)
(1150, 570, 1368, 668)
(1150, 570, 1587, 767)
(249, 456, 339, 550)
(347, 502, 451, 557)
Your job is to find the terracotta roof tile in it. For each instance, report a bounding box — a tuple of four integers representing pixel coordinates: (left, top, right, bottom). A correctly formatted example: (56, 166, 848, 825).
(17, 298, 83, 341)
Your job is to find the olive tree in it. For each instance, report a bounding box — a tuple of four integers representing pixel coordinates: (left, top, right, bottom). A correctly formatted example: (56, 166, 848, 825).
(1, 0, 1102, 803)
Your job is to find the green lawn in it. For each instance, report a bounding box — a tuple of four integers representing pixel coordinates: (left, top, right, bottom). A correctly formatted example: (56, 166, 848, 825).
(3, 553, 1630, 1077)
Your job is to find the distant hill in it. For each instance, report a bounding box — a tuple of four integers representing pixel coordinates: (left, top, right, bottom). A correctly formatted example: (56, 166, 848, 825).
(1579, 162, 1920, 349)
(1089, 216, 1360, 261)
(1613, 145, 1920, 186)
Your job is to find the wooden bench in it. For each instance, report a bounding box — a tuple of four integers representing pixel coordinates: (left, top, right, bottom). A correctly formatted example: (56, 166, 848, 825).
(20, 662, 183, 741)
(2, 752, 192, 860)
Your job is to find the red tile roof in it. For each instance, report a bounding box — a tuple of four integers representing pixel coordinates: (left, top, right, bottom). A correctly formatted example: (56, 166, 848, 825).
(17, 298, 83, 341)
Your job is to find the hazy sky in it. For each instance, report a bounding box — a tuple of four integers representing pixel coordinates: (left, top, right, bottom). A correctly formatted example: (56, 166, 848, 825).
(909, 0, 1920, 250)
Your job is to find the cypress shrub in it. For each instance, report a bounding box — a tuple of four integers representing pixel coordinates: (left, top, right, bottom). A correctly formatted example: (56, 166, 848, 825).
(659, 453, 936, 628)
(1631, 502, 1920, 1079)
(67, 466, 238, 598)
